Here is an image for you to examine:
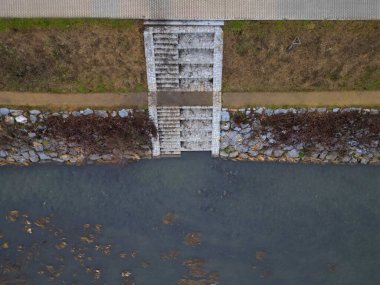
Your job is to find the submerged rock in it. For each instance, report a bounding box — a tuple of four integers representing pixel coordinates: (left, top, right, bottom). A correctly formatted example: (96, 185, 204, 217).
(184, 232, 202, 247)
(162, 212, 175, 225)
(6, 210, 20, 222)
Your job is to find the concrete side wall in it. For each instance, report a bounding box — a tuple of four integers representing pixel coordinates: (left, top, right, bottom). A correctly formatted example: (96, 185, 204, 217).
(1, 0, 379, 20)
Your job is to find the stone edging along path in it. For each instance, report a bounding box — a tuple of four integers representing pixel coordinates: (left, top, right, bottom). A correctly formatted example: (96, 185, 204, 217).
(220, 107, 380, 165)
(0, 107, 152, 166)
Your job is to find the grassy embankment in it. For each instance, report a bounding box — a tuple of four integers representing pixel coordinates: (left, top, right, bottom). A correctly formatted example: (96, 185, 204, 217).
(223, 20, 380, 92)
(0, 18, 147, 93)
(0, 19, 379, 93)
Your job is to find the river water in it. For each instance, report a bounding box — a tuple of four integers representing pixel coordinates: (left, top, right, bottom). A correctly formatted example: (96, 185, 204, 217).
(0, 153, 379, 285)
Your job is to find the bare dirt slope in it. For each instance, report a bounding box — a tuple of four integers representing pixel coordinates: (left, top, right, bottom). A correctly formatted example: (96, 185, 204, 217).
(223, 21, 380, 92)
(0, 20, 147, 93)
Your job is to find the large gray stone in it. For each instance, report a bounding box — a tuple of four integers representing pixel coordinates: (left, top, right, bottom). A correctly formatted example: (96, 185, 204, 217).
(219, 151, 229, 158)
(29, 110, 41, 115)
(10, 110, 23, 116)
(71, 111, 81, 117)
(221, 110, 230, 121)
(0, 108, 10, 116)
(29, 155, 39, 163)
(82, 108, 94, 116)
(229, 151, 239, 158)
(0, 150, 8, 158)
(273, 149, 284, 157)
(248, 150, 259, 157)
(239, 153, 249, 159)
(95, 110, 108, 118)
(326, 152, 338, 161)
(264, 109, 274, 116)
(101, 154, 114, 161)
(89, 154, 101, 161)
(221, 122, 230, 131)
(4, 116, 14, 125)
(287, 149, 300, 158)
(264, 149, 273, 156)
(255, 107, 264, 114)
(38, 152, 51, 160)
(15, 115, 28, 124)
(118, 109, 129, 118)
(30, 115, 37, 124)
(274, 109, 287, 115)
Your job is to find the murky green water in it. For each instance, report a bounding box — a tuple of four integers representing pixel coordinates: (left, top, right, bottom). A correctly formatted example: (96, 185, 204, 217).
(0, 153, 379, 285)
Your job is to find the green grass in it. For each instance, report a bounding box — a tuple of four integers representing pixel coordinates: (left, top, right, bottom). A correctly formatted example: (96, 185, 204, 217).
(0, 18, 136, 32)
(133, 83, 146, 92)
(363, 80, 380, 91)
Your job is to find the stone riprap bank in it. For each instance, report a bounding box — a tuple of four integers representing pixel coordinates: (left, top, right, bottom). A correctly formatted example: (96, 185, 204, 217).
(220, 107, 380, 165)
(1, 106, 380, 166)
(0, 107, 152, 166)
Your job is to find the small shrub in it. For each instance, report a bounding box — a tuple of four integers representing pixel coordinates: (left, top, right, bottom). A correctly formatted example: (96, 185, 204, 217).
(232, 111, 248, 125)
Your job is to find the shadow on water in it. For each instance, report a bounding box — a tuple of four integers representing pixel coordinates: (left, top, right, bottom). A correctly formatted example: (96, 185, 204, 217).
(0, 152, 379, 284)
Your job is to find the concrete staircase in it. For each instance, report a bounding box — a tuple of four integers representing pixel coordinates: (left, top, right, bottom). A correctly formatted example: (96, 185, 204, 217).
(145, 20, 223, 157)
(157, 106, 181, 155)
(180, 107, 213, 151)
(144, 20, 223, 93)
(157, 106, 213, 155)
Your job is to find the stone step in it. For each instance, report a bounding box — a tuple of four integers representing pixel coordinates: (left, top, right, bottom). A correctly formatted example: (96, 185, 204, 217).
(181, 141, 212, 151)
(156, 69, 179, 75)
(157, 109, 181, 115)
(154, 40, 178, 45)
(158, 124, 180, 129)
(181, 109, 213, 116)
(181, 106, 213, 110)
(180, 115, 212, 119)
(160, 150, 181, 156)
(156, 78, 179, 84)
(181, 129, 213, 134)
(161, 145, 181, 150)
(157, 112, 181, 116)
(161, 138, 211, 143)
(154, 33, 178, 39)
(156, 74, 180, 79)
(155, 43, 178, 49)
(155, 60, 179, 65)
(159, 132, 181, 137)
(154, 49, 178, 55)
(155, 54, 179, 60)
(158, 117, 181, 121)
(157, 83, 179, 89)
(178, 44, 214, 49)
(158, 122, 180, 127)
(158, 128, 180, 132)
(157, 106, 181, 109)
